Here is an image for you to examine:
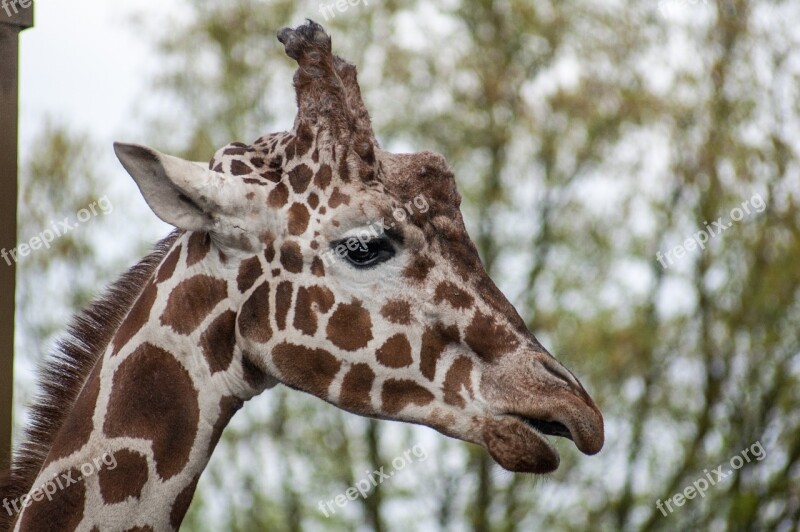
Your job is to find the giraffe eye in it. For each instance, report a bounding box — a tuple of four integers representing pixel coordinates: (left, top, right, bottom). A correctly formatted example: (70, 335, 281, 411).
(333, 236, 395, 269)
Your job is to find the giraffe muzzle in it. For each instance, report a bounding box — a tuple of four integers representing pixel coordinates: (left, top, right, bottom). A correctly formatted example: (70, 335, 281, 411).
(480, 352, 604, 473)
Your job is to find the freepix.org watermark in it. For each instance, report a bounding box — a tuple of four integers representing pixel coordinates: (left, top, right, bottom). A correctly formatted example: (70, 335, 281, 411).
(656, 193, 765, 269)
(318, 0, 368, 21)
(1, 0, 31, 18)
(656, 440, 766, 517)
(3, 451, 118, 517)
(318, 444, 427, 517)
(1, 196, 114, 267)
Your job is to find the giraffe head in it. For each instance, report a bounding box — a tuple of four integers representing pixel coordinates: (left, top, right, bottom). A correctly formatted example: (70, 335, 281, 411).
(114, 21, 603, 474)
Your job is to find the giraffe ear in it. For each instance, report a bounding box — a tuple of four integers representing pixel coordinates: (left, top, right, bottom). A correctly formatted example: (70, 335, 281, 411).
(114, 142, 223, 232)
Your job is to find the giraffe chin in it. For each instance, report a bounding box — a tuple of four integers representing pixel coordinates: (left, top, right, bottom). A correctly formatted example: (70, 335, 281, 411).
(482, 417, 562, 473)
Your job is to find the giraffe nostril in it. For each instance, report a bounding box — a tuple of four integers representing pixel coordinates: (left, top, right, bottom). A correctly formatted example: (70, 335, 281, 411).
(538, 356, 573, 387)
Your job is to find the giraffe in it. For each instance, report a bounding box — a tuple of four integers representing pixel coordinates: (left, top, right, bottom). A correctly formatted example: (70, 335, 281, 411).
(1, 21, 604, 531)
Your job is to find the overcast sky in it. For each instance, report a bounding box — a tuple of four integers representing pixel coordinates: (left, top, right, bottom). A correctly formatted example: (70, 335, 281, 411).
(19, 0, 173, 147)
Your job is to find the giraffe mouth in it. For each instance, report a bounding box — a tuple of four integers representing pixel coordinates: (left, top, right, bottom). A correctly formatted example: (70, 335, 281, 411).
(480, 413, 582, 473)
(516, 416, 574, 441)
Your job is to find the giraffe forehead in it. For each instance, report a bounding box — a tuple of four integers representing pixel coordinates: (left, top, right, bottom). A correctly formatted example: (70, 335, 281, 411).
(205, 132, 475, 264)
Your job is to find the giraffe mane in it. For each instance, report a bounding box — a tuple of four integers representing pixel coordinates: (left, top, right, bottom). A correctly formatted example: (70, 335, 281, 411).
(0, 230, 181, 529)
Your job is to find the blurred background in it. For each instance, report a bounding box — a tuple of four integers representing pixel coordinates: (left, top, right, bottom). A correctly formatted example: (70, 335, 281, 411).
(9, 0, 800, 530)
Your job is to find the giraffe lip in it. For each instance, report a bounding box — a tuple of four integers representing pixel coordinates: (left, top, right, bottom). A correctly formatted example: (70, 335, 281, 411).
(514, 415, 574, 442)
(483, 415, 561, 473)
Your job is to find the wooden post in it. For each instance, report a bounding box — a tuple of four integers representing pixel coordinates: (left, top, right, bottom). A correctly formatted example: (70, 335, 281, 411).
(0, 0, 33, 471)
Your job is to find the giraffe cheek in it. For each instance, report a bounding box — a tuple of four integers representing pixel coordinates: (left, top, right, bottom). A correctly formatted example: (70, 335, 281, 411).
(326, 302, 373, 351)
(376, 334, 413, 368)
(293, 285, 335, 336)
(272, 342, 341, 398)
(442, 356, 474, 408)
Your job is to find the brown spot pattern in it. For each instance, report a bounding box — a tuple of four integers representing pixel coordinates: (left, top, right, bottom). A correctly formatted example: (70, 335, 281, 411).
(311, 256, 325, 277)
(272, 343, 341, 398)
(156, 244, 181, 283)
(224, 146, 247, 156)
(208, 395, 243, 456)
(261, 169, 282, 183)
(404, 254, 435, 282)
(46, 362, 101, 463)
(380, 300, 412, 325)
(170, 475, 201, 529)
(377, 334, 413, 368)
(327, 302, 373, 351)
(287, 203, 310, 235)
(98, 449, 149, 504)
(434, 281, 474, 310)
(314, 163, 332, 190)
(242, 354, 271, 390)
(161, 275, 228, 335)
(237, 282, 272, 344)
(280, 241, 304, 273)
(186, 232, 211, 267)
(113, 280, 158, 355)
(265, 240, 276, 262)
(328, 187, 350, 208)
(464, 311, 520, 362)
(288, 164, 313, 193)
(275, 281, 293, 330)
(443, 357, 474, 408)
(18, 467, 85, 531)
(230, 159, 252, 176)
(420, 324, 460, 380)
(200, 310, 237, 373)
(382, 379, 435, 415)
(104, 343, 199, 480)
(268, 182, 289, 208)
(293, 285, 335, 336)
(340, 363, 375, 413)
(237, 256, 263, 293)
(338, 156, 351, 182)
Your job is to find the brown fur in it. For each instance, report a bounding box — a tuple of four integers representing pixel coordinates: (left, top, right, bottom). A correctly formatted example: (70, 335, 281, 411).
(0, 231, 181, 531)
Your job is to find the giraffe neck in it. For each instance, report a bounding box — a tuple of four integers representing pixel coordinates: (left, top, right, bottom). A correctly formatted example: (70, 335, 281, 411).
(12, 232, 275, 531)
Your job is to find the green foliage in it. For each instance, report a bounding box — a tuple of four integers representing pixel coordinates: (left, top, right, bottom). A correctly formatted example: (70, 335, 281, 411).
(16, 122, 109, 355)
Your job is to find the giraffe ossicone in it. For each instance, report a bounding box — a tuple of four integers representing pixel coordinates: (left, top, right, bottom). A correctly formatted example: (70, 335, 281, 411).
(2, 20, 603, 531)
